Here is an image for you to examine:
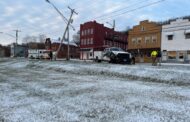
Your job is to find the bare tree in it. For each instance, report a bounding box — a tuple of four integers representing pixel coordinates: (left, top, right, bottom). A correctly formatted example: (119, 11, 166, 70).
(22, 35, 37, 44)
(72, 30, 80, 46)
(38, 34, 46, 43)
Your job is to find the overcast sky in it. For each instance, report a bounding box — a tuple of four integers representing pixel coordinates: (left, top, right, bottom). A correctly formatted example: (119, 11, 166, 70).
(0, 0, 190, 45)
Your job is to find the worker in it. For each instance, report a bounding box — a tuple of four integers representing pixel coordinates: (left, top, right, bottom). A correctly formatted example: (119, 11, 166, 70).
(151, 50, 158, 66)
(157, 51, 162, 66)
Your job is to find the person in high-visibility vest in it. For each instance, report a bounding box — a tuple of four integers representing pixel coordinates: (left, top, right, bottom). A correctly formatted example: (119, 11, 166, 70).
(151, 51, 158, 66)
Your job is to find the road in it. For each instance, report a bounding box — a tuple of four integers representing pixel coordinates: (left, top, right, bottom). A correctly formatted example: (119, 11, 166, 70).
(0, 58, 190, 122)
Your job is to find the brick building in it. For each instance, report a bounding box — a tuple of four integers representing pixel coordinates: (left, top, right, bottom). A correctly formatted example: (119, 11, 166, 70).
(128, 20, 162, 62)
(80, 21, 128, 60)
(51, 40, 80, 59)
(0, 45, 10, 57)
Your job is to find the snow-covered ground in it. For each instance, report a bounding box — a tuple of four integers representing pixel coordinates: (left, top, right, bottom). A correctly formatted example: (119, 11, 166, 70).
(0, 58, 190, 122)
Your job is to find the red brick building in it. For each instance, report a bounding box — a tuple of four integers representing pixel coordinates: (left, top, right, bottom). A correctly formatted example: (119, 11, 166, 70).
(80, 21, 128, 60)
(51, 41, 80, 59)
(0, 45, 10, 57)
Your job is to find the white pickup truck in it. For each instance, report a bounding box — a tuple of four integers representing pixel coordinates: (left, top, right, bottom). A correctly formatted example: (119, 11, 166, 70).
(93, 47, 132, 64)
(28, 49, 51, 59)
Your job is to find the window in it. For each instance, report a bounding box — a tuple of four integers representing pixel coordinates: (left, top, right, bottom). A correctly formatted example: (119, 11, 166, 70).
(90, 52, 93, 56)
(86, 39, 88, 45)
(145, 36, 150, 44)
(168, 35, 173, 40)
(152, 35, 157, 43)
(132, 38, 137, 45)
(137, 37, 142, 44)
(81, 39, 83, 45)
(91, 28, 94, 34)
(185, 33, 190, 39)
(168, 51, 176, 59)
(141, 26, 145, 31)
(88, 29, 90, 35)
(88, 39, 90, 45)
(84, 39, 86, 45)
(179, 53, 184, 59)
(84, 30, 87, 35)
(91, 38, 93, 45)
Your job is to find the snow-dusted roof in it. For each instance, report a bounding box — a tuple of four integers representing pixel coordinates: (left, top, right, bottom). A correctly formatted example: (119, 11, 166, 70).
(51, 39, 77, 47)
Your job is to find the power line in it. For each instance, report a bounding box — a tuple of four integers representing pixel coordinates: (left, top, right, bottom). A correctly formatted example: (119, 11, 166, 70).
(2, 0, 166, 39)
(41, 0, 166, 36)
(71, 0, 165, 29)
(97, 0, 166, 21)
(90, 0, 151, 20)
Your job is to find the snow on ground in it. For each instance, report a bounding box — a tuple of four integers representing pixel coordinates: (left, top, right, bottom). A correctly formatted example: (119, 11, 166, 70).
(0, 58, 190, 122)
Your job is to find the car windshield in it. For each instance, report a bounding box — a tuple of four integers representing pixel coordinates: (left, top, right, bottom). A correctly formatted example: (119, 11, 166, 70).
(110, 47, 124, 51)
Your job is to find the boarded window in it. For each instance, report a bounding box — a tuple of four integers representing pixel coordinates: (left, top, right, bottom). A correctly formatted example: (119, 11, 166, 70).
(168, 51, 176, 59)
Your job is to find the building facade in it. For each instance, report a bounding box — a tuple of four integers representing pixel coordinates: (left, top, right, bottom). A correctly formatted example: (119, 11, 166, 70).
(161, 18, 190, 63)
(128, 20, 162, 62)
(11, 43, 28, 57)
(51, 41, 80, 59)
(80, 21, 128, 60)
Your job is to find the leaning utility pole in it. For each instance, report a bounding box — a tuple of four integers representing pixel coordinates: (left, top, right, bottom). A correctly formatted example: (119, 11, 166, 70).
(56, 6, 77, 60)
(67, 7, 78, 60)
(46, 0, 77, 60)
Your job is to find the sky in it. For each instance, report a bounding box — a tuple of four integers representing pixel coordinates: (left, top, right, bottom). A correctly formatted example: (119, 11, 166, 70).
(0, 0, 190, 45)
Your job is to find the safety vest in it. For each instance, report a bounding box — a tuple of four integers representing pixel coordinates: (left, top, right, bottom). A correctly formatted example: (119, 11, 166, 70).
(151, 51, 157, 57)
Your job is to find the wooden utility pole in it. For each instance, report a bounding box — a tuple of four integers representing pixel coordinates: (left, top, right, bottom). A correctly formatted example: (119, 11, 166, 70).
(13, 29, 21, 45)
(67, 7, 78, 60)
(56, 6, 77, 60)
(13, 29, 21, 57)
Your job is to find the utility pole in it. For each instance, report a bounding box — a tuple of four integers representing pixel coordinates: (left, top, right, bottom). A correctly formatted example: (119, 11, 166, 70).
(106, 20, 115, 31)
(13, 29, 21, 57)
(67, 7, 78, 60)
(13, 29, 21, 45)
(46, 0, 77, 60)
(67, 26, 70, 60)
(56, 6, 77, 60)
(113, 20, 115, 31)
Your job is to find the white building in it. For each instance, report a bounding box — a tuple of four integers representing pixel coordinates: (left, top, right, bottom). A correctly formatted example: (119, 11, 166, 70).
(161, 18, 190, 63)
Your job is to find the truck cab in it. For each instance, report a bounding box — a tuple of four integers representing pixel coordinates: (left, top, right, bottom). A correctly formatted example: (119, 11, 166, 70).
(103, 47, 132, 64)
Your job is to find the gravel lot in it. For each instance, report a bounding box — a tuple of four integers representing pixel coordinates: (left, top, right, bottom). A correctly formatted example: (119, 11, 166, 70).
(0, 58, 190, 122)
